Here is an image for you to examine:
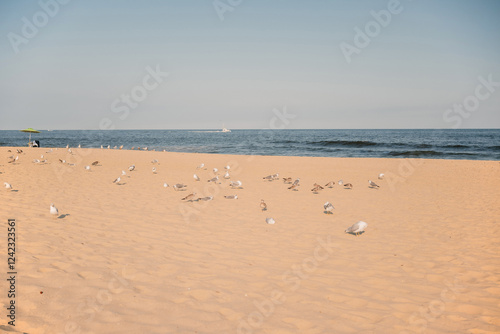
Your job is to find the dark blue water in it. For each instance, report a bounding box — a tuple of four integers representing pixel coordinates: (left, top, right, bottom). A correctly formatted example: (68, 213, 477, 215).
(0, 129, 499, 160)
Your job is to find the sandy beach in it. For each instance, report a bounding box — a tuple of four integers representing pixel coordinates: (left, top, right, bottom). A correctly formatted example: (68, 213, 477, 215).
(1, 146, 499, 334)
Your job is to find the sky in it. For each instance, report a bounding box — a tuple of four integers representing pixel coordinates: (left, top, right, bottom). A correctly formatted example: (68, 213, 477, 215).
(0, 0, 499, 130)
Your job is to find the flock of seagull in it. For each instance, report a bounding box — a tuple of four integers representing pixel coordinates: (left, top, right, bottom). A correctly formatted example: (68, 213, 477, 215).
(2, 146, 387, 236)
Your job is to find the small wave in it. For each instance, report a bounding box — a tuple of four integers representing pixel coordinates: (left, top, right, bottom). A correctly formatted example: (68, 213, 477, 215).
(310, 140, 378, 147)
(388, 150, 442, 157)
(487, 145, 500, 151)
(444, 144, 469, 149)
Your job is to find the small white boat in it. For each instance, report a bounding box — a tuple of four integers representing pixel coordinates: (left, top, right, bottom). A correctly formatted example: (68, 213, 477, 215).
(221, 125, 231, 133)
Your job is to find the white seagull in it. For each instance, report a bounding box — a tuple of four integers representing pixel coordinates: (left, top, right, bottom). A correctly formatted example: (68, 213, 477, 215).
(113, 177, 121, 184)
(163, 182, 169, 188)
(368, 180, 380, 188)
(50, 203, 59, 216)
(128, 165, 135, 171)
(4, 182, 13, 190)
(213, 168, 218, 174)
(223, 171, 230, 179)
(345, 221, 368, 236)
(324, 202, 334, 214)
(208, 176, 219, 183)
(193, 174, 200, 181)
(224, 195, 238, 199)
(230, 180, 242, 188)
(173, 184, 187, 191)
(224, 165, 230, 170)
(266, 217, 276, 225)
(85, 165, 91, 171)
(122, 170, 127, 176)
(378, 173, 385, 180)
(197, 163, 205, 169)
(152, 167, 157, 174)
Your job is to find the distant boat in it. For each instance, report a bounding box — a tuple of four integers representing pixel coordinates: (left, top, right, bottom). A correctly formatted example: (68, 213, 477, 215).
(221, 125, 231, 133)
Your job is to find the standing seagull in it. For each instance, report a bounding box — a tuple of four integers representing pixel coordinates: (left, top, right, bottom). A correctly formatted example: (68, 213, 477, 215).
(224, 195, 238, 199)
(344, 183, 353, 189)
(84, 165, 91, 171)
(122, 170, 127, 176)
(338, 180, 343, 186)
(50, 203, 59, 216)
(368, 180, 380, 188)
(128, 165, 135, 171)
(163, 182, 169, 188)
(113, 177, 121, 184)
(92, 161, 99, 166)
(345, 221, 368, 236)
(324, 202, 334, 214)
(325, 181, 335, 188)
(4, 182, 13, 190)
(378, 173, 385, 180)
(193, 174, 200, 181)
(224, 165, 230, 170)
(223, 171, 230, 179)
(213, 168, 218, 174)
(260, 200, 267, 211)
(197, 163, 205, 169)
(152, 167, 157, 174)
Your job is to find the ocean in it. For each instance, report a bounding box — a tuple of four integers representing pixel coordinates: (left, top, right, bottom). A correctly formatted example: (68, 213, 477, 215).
(1, 129, 499, 160)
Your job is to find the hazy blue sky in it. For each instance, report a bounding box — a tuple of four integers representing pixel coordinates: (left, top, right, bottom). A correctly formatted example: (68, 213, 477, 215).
(1, 0, 499, 129)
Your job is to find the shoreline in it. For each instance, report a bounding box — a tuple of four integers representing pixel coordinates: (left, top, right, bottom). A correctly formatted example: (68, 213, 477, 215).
(3, 146, 499, 163)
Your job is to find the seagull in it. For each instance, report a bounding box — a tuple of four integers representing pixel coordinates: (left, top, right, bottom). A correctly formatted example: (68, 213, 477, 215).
(40, 159, 47, 163)
(325, 181, 335, 188)
(113, 177, 121, 184)
(113, 146, 117, 149)
(101, 145, 103, 149)
(223, 171, 230, 179)
(131, 146, 135, 150)
(46, 149, 53, 153)
(91, 161, 99, 166)
(33, 159, 40, 163)
(66, 144, 69, 149)
(378, 173, 385, 180)
(59, 159, 66, 164)
(151, 159, 159, 164)
(263, 174, 274, 180)
(50, 203, 59, 216)
(213, 168, 218, 174)
(324, 202, 334, 214)
(122, 170, 127, 176)
(208, 176, 219, 183)
(311, 183, 324, 193)
(78, 144, 81, 148)
(345, 221, 368, 236)
(163, 182, 169, 188)
(197, 163, 205, 169)
(128, 165, 135, 171)
(260, 200, 267, 211)
(344, 183, 353, 189)
(7, 156, 17, 163)
(173, 184, 187, 191)
(338, 180, 343, 186)
(198, 196, 213, 201)
(282, 177, 292, 184)
(16, 149, 23, 153)
(266, 217, 275, 225)
(288, 184, 299, 191)
(107, 145, 110, 149)
(182, 192, 196, 201)
(193, 174, 200, 181)
(224, 165, 230, 170)
(152, 167, 157, 174)
(41, 155, 44, 159)
(224, 195, 238, 199)
(68, 148, 72, 153)
(272, 173, 280, 180)
(4, 182, 12, 190)
(84, 165, 91, 171)
(368, 180, 380, 188)
(119, 145, 123, 150)
(230, 180, 242, 188)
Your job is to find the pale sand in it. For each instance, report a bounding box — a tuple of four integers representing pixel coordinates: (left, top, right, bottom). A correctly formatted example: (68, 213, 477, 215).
(1, 147, 499, 334)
